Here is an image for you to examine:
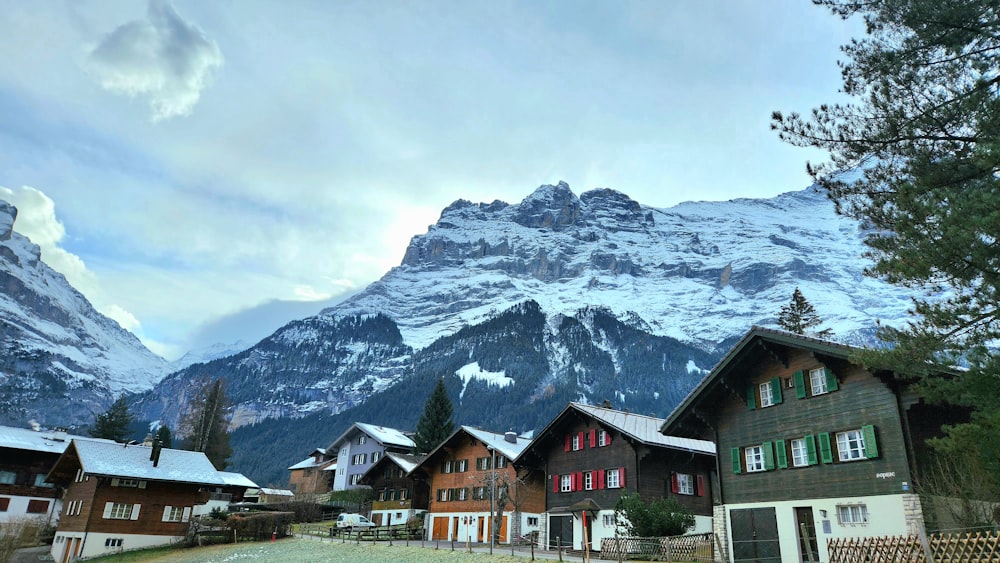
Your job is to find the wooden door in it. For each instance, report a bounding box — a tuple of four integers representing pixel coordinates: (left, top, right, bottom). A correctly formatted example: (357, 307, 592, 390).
(730, 507, 781, 563)
(795, 507, 819, 562)
(431, 516, 449, 540)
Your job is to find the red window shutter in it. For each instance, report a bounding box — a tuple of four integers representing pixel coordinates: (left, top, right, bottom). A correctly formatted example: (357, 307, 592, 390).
(620, 466, 626, 487)
(597, 469, 605, 489)
(607, 433, 612, 446)
(553, 475, 559, 493)
(670, 472, 679, 494)
(696, 475, 706, 497)
(578, 431, 584, 449)
(589, 429, 596, 448)
(576, 472, 583, 491)
(564, 435, 571, 452)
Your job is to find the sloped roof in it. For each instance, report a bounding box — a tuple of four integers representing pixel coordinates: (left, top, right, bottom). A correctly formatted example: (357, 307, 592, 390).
(570, 403, 715, 454)
(218, 471, 258, 488)
(660, 326, 855, 434)
(287, 456, 325, 470)
(385, 451, 423, 474)
(259, 487, 294, 496)
(0, 425, 112, 455)
(64, 439, 227, 486)
(329, 422, 414, 451)
(462, 426, 532, 460)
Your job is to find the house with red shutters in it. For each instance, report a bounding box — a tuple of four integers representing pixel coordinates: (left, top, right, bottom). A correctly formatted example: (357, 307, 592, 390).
(515, 402, 716, 553)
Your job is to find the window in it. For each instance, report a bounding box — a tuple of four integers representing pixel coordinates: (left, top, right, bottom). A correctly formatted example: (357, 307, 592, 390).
(597, 430, 610, 447)
(162, 506, 185, 522)
(386, 489, 396, 501)
(477, 457, 491, 471)
(495, 456, 508, 469)
(26, 499, 49, 514)
(674, 473, 694, 495)
(584, 471, 593, 491)
(606, 468, 621, 489)
(603, 514, 616, 527)
(456, 488, 468, 501)
(436, 489, 447, 502)
(473, 486, 488, 500)
(837, 504, 869, 525)
(527, 516, 539, 526)
(571, 433, 582, 451)
(0, 498, 8, 512)
(745, 445, 766, 472)
(759, 382, 774, 407)
(560, 474, 572, 492)
(65, 500, 83, 516)
(809, 368, 828, 395)
(457, 459, 468, 473)
(74, 469, 85, 483)
(105, 503, 135, 520)
(104, 538, 123, 548)
(791, 438, 810, 467)
(33, 474, 53, 488)
(441, 460, 453, 474)
(399, 488, 408, 501)
(0, 471, 15, 484)
(377, 489, 386, 501)
(351, 453, 367, 465)
(358, 435, 367, 445)
(836, 430, 867, 461)
(113, 478, 142, 488)
(349, 474, 363, 485)
(371, 452, 380, 463)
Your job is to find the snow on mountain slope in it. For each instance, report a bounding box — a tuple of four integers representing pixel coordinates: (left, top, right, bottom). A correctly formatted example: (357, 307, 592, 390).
(0, 201, 170, 425)
(328, 182, 910, 351)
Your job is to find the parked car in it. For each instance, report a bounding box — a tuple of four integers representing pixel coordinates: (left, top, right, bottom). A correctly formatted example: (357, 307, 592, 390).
(336, 513, 376, 531)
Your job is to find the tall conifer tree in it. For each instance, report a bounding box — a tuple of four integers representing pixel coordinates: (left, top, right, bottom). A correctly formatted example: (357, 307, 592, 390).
(90, 395, 134, 442)
(412, 378, 454, 455)
(778, 288, 832, 337)
(180, 379, 232, 470)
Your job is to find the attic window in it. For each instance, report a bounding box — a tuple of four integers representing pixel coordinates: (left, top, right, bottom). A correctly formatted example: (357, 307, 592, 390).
(358, 436, 367, 445)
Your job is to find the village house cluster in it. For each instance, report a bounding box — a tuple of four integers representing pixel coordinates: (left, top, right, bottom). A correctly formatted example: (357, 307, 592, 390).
(0, 327, 963, 563)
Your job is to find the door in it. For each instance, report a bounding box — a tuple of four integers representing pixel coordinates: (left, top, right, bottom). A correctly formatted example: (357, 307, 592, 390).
(549, 515, 573, 549)
(431, 516, 449, 540)
(795, 507, 819, 562)
(730, 507, 781, 563)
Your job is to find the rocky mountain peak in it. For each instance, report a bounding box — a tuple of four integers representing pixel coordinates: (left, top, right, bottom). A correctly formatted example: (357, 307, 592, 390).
(0, 202, 16, 241)
(513, 181, 582, 230)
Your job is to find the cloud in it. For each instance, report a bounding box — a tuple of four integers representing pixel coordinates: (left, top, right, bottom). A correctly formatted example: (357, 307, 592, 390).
(84, 0, 223, 121)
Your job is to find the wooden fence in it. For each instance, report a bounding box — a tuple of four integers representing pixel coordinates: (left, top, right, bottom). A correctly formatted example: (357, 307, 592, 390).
(828, 531, 1000, 563)
(599, 533, 714, 561)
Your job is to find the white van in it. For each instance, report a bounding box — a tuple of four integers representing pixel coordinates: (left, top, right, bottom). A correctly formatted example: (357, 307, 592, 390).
(336, 513, 376, 531)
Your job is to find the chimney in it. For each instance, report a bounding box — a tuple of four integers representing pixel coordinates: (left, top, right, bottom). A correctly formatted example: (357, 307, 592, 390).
(142, 433, 154, 447)
(51, 427, 68, 442)
(504, 431, 517, 444)
(150, 440, 162, 467)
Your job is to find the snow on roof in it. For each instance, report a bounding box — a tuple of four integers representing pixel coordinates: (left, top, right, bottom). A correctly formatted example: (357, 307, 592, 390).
(323, 462, 338, 472)
(571, 403, 715, 455)
(218, 471, 258, 488)
(384, 452, 422, 474)
(287, 456, 323, 470)
(0, 425, 112, 455)
(70, 439, 227, 486)
(462, 426, 531, 461)
(331, 422, 414, 450)
(259, 487, 294, 496)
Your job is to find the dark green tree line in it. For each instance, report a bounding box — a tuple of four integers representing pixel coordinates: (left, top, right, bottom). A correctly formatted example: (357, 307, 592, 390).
(411, 377, 454, 455)
(90, 395, 134, 442)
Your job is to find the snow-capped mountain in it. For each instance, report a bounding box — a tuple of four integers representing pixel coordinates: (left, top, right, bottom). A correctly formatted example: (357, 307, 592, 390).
(136, 182, 915, 440)
(0, 202, 170, 425)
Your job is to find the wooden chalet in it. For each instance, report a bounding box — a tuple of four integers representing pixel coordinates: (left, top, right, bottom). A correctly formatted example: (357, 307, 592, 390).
(358, 451, 427, 526)
(660, 326, 960, 563)
(516, 402, 716, 553)
(45, 439, 229, 562)
(287, 447, 335, 497)
(411, 425, 545, 544)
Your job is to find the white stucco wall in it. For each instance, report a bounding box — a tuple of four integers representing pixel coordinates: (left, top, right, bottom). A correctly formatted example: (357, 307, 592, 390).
(51, 531, 183, 561)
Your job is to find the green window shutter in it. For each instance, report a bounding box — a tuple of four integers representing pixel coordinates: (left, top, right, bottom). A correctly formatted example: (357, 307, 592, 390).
(818, 432, 833, 464)
(862, 425, 879, 459)
(775, 439, 788, 469)
(825, 367, 839, 392)
(746, 386, 756, 410)
(805, 435, 818, 465)
(731, 447, 742, 474)
(793, 370, 806, 399)
(763, 441, 775, 470)
(771, 377, 783, 404)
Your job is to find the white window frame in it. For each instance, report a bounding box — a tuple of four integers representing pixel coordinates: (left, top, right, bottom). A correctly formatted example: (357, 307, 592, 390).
(527, 516, 539, 526)
(606, 468, 621, 489)
(162, 506, 184, 522)
(371, 452, 380, 463)
(495, 456, 508, 468)
(745, 445, 766, 472)
(113, 478, 142, 488)
(358, 435, 367, 445)
(809, 368, 828, 395)
(676, 473, 695, 495)
(836, 429, 867, 461)
(106, 503, 135, 520)
(759, 382, 774, 407)
(349, 473, 363, 485)
(457, 459, 468, 472)
(560, 474, 572, 492)
(598, 430, 609, 446)
(584, 471, 593, 491)
(104, 538, 123, 547)
(571, 434, 582, 451)
(351, 453, 367, 465)
(603, 514, 616, 527)
(790, 438, 809, 467)
(837, 504, 869, 525)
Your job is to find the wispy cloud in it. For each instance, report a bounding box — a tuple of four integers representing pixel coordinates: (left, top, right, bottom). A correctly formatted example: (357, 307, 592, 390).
(84, 0, 222, 121)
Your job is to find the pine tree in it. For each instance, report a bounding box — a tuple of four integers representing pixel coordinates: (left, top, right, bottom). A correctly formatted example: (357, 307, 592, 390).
(772, 1, 1000, 488)
(412, 378, 455, 455)
(180, 379, 233, 470)
(778, 288, 831, 337)
(90, 395, 134, 442)
(155, 424, 173, 448)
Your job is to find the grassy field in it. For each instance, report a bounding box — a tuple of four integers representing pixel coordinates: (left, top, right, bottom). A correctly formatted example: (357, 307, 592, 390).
(87, 537, 539, 562)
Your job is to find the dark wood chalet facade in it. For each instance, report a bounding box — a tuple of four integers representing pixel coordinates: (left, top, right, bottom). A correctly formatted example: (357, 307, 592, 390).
(660, 327, 960, 563)
(516, 402, 716, 552)
(358, 451, 428, 526)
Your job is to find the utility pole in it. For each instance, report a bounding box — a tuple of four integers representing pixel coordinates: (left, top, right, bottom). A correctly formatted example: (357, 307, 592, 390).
(489, 445, 496, 555)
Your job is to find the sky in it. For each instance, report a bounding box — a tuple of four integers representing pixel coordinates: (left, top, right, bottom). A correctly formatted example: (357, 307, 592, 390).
(0, 1, 861, 360)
